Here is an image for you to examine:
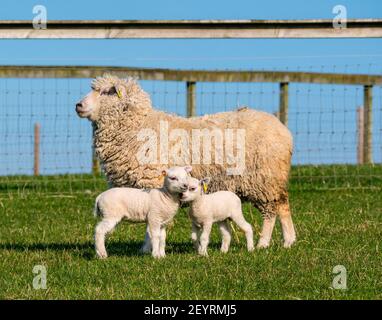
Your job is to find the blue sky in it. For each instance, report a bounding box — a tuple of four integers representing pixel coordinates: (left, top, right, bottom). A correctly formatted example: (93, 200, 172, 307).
(0, 0, 381, 175)
(0, 0, 381, 70)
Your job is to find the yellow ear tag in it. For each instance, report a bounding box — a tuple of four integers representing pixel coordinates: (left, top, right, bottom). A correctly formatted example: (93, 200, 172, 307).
(203, 182, 208, 193)
(116, 89, 122, 99)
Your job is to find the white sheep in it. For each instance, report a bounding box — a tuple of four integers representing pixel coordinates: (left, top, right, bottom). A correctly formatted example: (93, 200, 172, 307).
(180, 177, 254, 256)
(93, 166, 191, 259)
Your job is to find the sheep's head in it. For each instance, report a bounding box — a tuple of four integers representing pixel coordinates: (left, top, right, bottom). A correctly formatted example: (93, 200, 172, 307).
(76, 74, 152, 121)
(180, 177, 210, 202)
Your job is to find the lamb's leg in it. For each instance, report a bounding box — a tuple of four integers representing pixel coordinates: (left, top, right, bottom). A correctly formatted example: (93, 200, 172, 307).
(191, 221, 200, 251)
(231, 214, 254, 252)
(140, 225, 152, 254)
(218, 221, 232, 253)
(198, 222, 212, 256)
(149, 223, 162, 259)
(94, 218, 120, 259)
(159, 227, 166, 257)
(278, 199, 296, 248)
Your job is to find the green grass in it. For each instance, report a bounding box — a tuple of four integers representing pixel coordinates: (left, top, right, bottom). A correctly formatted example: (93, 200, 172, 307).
(0, 165, 381, 299)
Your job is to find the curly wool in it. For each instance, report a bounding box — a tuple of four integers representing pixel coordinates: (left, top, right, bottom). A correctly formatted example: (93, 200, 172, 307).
(91, 75, 293, 211)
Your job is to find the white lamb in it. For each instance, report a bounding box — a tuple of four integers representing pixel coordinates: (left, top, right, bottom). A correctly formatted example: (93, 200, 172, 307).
(93, 166, 192, 259)
(180, 177, 254, 256)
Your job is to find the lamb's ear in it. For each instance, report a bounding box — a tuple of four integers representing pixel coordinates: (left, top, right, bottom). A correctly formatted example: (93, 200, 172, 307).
(184, 165, 192, 173)
(201, 177, 211, 185)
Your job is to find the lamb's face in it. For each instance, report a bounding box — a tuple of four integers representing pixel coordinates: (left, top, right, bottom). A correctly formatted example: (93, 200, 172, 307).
(163, 166, 192, 195)
(180, 177, 200, 202)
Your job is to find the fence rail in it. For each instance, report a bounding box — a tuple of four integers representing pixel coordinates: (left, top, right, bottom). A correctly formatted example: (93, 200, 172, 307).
(1, 19, 382, 38)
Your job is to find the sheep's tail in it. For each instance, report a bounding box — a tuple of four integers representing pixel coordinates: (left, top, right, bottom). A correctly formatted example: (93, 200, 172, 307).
(93, 194, 102, 218)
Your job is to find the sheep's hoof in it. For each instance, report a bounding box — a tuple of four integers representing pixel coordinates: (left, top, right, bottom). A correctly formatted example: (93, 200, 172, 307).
(247, 246, 255, 252)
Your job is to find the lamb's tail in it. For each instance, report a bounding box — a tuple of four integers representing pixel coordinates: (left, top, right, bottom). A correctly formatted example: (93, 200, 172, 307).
(93, 194, 102, 218)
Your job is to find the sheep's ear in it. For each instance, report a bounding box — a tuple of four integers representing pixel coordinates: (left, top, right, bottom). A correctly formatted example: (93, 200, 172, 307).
(115, 84, 125, 99)
(184, 165, 192, 173)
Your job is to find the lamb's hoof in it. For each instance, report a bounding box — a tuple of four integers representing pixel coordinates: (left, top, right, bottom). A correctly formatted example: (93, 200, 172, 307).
(152, 252, 164, 259)
(220, 248, 229, 254)
(96, 252, 108, 259)
(256, 241, 270, 249)
(283, 239, 296, 248)
(247, 246, 255, 252)
(198, 249, 208, 257)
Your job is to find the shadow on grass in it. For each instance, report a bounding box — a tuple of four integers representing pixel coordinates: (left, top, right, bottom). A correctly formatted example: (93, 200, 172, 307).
(0, 240, 196, 260)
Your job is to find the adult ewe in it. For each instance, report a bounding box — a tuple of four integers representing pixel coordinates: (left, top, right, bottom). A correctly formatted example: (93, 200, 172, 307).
(76, 74, 296, 248)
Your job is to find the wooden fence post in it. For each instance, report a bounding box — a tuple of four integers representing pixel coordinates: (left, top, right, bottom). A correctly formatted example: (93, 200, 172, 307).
(92, 126, 100, 175)
(357, 107, 364, 164)
(363, 85, 373, 164)
(186, 81, 196, 117)
(34, 123, 40, 176)
(279, 82, 289, 126)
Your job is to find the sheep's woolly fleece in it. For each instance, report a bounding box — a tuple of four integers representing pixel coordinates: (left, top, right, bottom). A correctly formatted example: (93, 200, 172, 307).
(90, 74, 293, 211)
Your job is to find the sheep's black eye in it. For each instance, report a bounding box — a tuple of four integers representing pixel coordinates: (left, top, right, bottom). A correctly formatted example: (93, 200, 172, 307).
(190, 187, 196, 192)
(169, 176, 177, 181)
(101, 87, 117, 96)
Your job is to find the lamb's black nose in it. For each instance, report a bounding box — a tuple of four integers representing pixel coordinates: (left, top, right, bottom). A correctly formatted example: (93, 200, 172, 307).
(76, 103, 83, 109)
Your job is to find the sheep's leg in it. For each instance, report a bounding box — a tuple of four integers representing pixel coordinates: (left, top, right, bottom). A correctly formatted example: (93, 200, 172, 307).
(231, 214, 254, 252)
(278, 199, 296, 248)
(149, 223, 162, 259)
(159, 227, 167, 257)
(257, 215, 276, 249)
(191, 221, 200, 251)
(94, 218, 120, 259)
(218, 221, 232, 253)
(140, 225, 152, 254)
(198, 222, 212, 257)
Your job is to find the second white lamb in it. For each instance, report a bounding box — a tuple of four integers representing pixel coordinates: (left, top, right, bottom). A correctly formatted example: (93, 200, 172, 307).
(180, 177, 254, 256)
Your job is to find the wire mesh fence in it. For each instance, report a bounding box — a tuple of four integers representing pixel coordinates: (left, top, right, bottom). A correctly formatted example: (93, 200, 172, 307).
(0, 66, 381, 194)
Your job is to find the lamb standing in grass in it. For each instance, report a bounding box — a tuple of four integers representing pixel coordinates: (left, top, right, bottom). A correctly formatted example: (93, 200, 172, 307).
(180, 177, 254, 256)
(93, 166, 191, 259)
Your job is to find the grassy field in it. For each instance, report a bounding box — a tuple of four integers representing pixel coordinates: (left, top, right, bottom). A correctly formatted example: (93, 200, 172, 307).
(0, 165, 381, 299)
